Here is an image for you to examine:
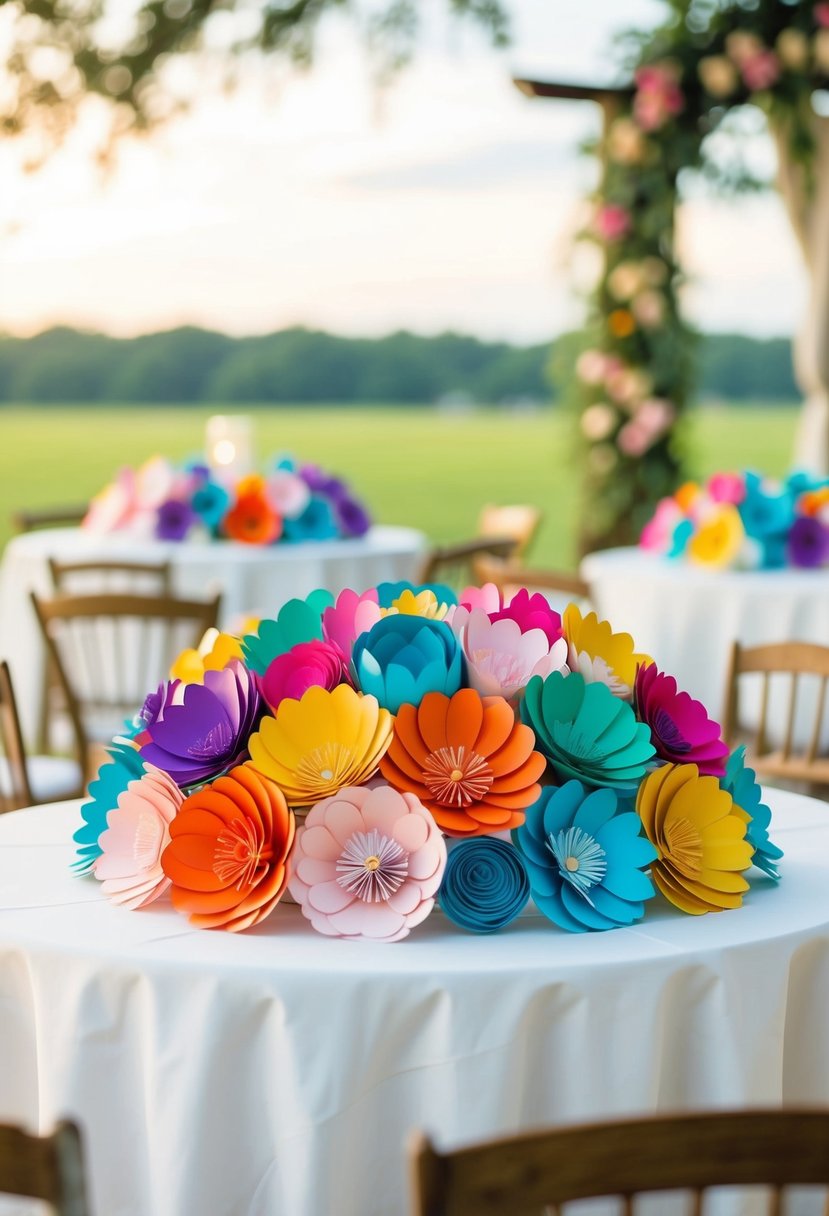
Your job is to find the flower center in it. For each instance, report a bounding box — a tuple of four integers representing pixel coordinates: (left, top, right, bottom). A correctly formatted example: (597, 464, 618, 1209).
(547, 826, 607, 906)
(213, 817, 270, 890)
(653, 708, 692, 754)
(296, 743, 357, 793)
(422, 746, 493, 807)
(187, 719, 234, 761)
(336, 829, 409, 902)
(663, 816, 703, 878)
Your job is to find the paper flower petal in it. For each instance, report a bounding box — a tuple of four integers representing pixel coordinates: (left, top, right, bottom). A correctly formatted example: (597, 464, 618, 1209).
(241, 591, 334, 675)
(720, 746, 783, 881)
(353, 615, 464, 714)
(73, 740, 147, 872)
(563, 605, 651, 698)
(95, 766, 184, 908)
(635, 662, 729, 777)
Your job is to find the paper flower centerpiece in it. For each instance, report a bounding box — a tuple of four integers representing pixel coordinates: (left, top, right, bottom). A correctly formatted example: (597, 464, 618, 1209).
(512, 781, 657, 931)
(438, 837, 530, 932)
(94, 766, 184, 908)
(161, 764, 295, 931)
(289, 784, 446, 942)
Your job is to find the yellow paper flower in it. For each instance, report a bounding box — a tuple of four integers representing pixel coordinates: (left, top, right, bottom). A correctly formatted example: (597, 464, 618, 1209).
(563, 604, 652, 698)
(170, 628, 244, 684)
(636, 762, 753, 915)
(687, 504, 744, 568)
(674, 481, 700, 512)
(248, 684, 393, 806)
(380, 589, 450, 621)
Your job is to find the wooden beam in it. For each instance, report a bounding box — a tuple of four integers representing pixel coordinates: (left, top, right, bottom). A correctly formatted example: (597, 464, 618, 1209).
(512, 77, 631, 104)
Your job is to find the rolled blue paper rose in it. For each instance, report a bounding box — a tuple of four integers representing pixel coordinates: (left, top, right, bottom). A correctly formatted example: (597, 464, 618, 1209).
(439, 837, 530, 933)
(353, 615, 463, 713)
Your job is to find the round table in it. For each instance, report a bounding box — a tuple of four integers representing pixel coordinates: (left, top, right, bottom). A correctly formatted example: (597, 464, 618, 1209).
(0, 525, 426, 746)
(0, 792, 827, 1216)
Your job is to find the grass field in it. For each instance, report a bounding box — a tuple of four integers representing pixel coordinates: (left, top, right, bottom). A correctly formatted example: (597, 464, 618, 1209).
(0, 404, 798, 568)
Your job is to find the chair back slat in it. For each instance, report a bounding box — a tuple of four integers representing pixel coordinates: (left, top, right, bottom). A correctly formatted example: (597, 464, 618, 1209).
(768, 1184, 784, 1216)
(420, 538, 518, 590)
(0, 661, 33, 813)
(0, 1120, 91, 1215)
(756, 672, 770, 757)
(476, 504, 541, 558)
(808, 675, 828, 763)
(782, 673, 798, 761)
(474, 556, 591, 605)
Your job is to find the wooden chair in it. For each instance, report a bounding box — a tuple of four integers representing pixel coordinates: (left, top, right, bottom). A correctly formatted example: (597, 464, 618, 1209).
(474, 555, 591, 604)
(12, 507, 87, 533)
(410, 1108, 829, 1216)
(419, 538, 518, 591)
(0, 659, 33, 812)
(476, 504, 541, 558)
(721, 640, 829, 790)
(30, 590, 221, 785)
(0, 1119, 91, 1215)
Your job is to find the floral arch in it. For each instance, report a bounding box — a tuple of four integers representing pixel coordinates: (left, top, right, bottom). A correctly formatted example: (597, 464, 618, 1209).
(519, 0, 829, 555)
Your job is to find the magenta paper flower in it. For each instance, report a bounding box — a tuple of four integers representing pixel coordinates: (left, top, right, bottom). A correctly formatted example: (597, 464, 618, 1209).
(289, 784, 447, 942)
(490, 588, 562, 647)
(260, 639, 352, 712)
(640, 497, 683, 553)
(708, 472, 745, 505)
(452, 607, 568, 701)
(635, 662, 729, 777)
(93, 766, 184, 908)
(321, 587, 382, 656)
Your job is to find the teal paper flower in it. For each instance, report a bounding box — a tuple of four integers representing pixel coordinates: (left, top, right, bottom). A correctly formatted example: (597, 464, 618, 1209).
(438, 837, 530, 933)
(282, 495, 339, 542)
(739, 474, 795, 542)
(512, 781, 657, 931)
(72, 740, 146, 873)
(191, 479, 230, 532)
(241, 590, 334, 675)
(375, 580, 458, 609)
(721, 746, 783, 881)
(521, 671, 656, 790)
(353, 615, 463, 714)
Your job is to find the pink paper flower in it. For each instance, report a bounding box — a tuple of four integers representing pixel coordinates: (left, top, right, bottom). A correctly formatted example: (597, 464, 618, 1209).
(635, 663, 729, 777)
(593, 204, 631, 243)
(708, 472, 746, 505)
(452, 608, 568, 701)
(93, 766, 184, 908)
(265, 470, 311, 520)
(261, 639, 352, 712)
(83, 468, 138, 534)
(289, 784, 447, 942)
(640, 497, 682, 552)
(322, 588, 382, 656)
(456, 583, 504, 614)
(741, 48, 780, 91)
(490, 588, 563, 647)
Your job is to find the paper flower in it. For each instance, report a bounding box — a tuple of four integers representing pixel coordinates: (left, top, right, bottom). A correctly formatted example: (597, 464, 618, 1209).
(333, 495, 372, 538)
(635, 663, 729, 777)
(353, 615, 463, 714)
(170, 628, 244, 684)
(282, 495, 338, 541)
(161, 764, 294, 931)
(83, 468, 137, 534)
(224, 491, 282, 545)
(241, 590, 334, 675)
(438, 837, 530, 932)
(513, 781, 657, 931)
(456, 583, 504, 614)
(636, 762, 753, 914)
(788, 516, 829, 568)
(248, 684, 393, 806)
(265, 470, 310, 520)
(288, 784, 446, 942)
(94, 766, 184, 908)
(521, 671, 655, 790)
(381, 588, 450, 621)
(134, 456, 176, 510)
(738, 476, 794, 540)
(563, 605, 651, 698)
(709, 472, 746, 505)
(640, 497, 683, 553)
(321, 588, 382, 657)
(156, 498, 197, 541)
(376, 580, 458, 610)
(191, 479, 231, 532)
(489, 589, 563, 647)
(380, 688, 545, 836)
(73, 741, 147, 872)
(451, 608, 568, 702)
(687, 503, 745, 567)
(260, 639, 352, 712)
(139, 660, 262, 787)
(721, 746, 783, 881)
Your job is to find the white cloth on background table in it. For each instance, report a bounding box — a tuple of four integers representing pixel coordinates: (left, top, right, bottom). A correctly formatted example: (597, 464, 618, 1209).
(0, 791, 827, 1216)
(0, 526, 426, 747)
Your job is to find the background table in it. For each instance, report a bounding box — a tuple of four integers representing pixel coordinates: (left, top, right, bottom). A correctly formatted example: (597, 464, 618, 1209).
(0, 525, 425, 746)
(0, 791, 826, 1216)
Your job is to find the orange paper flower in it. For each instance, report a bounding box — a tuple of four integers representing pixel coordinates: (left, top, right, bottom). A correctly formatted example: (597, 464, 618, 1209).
(379, 688, 546, 837)
(224, 492, 282, 545)
(799, 487, 829, 517)
(161, 764, 295, 931)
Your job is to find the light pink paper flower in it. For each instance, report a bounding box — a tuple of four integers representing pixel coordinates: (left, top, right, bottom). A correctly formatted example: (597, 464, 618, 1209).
(94, 766, 184, 909)
(134, 456, 176, 511)
(640, 497, 682, 552)
(265, 470, 311, 520)
(322, 588, 382, 656)
(288, 784, 447, 942)
(456, 583, 504, 614)
(83, 469, 138, 534)
(452, 608, 568, 702)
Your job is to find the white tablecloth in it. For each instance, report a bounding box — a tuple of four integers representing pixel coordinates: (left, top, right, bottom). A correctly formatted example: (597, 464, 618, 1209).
(0, 791, 826, 1216)
(0, 526, 425, 746)
(581, 547, 829, 737)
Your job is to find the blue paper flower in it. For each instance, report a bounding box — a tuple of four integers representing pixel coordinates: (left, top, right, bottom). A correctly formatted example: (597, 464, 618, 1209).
(72, 740, 146, 873)
(520, 671, 656, 790)
(720, 746, 783, 881)
(438, 837, 530, 932)
(282, 495, 339, 542)
(738, 476, 795, 541)
(191, 479, 231, 532)
(512, 781, 657, 931)
(241, 590, 335, 675)
(375, 580, 458, 609)
(353, 615, 463, 713)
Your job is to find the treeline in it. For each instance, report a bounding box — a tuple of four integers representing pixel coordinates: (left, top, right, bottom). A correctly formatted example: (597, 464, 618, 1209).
(0, 325, 798, 405)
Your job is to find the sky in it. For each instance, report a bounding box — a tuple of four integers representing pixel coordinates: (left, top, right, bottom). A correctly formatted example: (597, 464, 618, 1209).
(0, 0, 806, 343)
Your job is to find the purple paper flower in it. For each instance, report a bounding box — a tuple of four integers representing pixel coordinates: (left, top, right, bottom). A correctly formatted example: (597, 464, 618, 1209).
(335, 496, 371, 537)
(156, 498, 197, 541)
(299, 464, 341, 496)
(635, 662, 728, 777)
(139, 659, 262, 787)
(788, 516, 829, 569)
